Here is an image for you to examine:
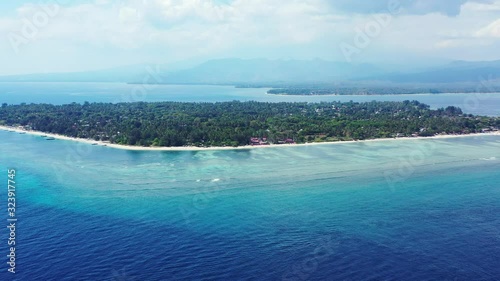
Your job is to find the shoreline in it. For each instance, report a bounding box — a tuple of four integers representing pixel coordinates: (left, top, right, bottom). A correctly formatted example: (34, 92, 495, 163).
(265, 93, 500, 97)
(1, 125, 499, 151)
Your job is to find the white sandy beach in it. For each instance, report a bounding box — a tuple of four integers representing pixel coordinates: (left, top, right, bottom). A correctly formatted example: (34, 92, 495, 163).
(1, 125, 499, 151)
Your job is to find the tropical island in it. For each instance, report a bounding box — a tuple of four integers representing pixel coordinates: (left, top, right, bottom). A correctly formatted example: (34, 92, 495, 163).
(0, 101, 498, 148)
(266, 84, 500, 96)
(267, 87, 446, 95)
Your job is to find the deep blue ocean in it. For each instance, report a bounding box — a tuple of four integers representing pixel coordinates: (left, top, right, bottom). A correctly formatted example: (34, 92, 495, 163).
(0, 84, 499, 280)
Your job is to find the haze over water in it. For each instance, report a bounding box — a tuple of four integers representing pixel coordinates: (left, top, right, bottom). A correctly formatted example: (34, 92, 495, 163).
(1, 82, 499, 116)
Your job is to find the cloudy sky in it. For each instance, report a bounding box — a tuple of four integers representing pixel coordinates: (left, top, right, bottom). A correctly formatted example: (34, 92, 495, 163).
(0, 0, 499, 75)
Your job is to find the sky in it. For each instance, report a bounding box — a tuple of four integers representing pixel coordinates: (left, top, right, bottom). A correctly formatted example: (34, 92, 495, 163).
(0, 0, 499, 75)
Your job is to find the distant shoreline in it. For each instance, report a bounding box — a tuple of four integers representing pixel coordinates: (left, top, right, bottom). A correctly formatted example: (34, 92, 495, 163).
(1, 125, 499, 151)
(266, 93, 443, 96)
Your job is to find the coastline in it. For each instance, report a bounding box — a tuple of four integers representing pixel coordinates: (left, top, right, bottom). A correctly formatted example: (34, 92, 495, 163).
(265, 92, 500, 96)
(1, 125, 499, 151)
(266, 93, 459, 97)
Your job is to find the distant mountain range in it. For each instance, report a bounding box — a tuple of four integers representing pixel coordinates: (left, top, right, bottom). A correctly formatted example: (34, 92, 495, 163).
(0, 58, 499, 85)
(159, 58, 383, 84)
(0, 64, 158, 83)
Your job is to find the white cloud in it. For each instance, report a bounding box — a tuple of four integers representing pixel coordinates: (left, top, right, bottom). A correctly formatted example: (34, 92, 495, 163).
(95, 0, 111, 5)
(1, 0, 337, 52)
(476, 19, 500, 37)
(461, 0, 500, 12)
(0, 0, 499, 74)
(119, 7, 140, 23)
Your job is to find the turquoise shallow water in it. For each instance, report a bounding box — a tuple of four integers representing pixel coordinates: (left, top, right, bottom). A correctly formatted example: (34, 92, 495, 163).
(0, 131, 499, 280)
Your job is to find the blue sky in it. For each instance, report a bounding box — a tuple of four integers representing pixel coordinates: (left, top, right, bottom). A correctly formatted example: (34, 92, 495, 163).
(0, 0, 499, 75)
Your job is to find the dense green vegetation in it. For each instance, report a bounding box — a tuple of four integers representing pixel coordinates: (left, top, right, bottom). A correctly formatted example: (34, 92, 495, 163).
(267, 86, 500, 95)
(0, 101, 498, 147)
(268, 88, 441, 95)
(237, 81, 500, 95)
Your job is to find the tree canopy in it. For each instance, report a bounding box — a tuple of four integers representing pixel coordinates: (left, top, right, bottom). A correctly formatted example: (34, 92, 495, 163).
(0, 100, 498, 147)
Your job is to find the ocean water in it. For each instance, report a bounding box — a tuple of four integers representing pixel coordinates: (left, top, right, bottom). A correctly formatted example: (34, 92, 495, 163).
(0, 82, 499, 116)
(0, 131, 499, 280)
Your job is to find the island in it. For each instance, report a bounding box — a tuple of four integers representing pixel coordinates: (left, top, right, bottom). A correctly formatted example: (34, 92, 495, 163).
(0, 101, 498, 148)
(266, 86, 500, 96)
